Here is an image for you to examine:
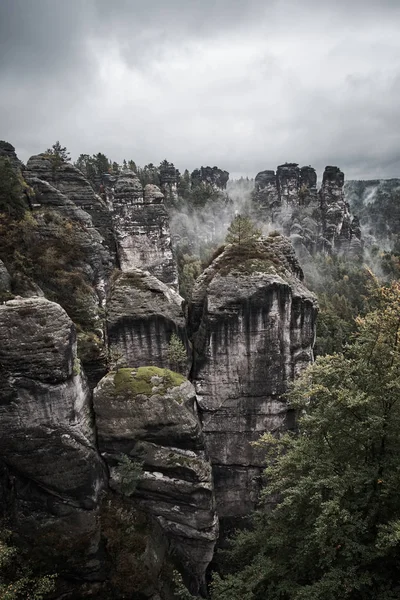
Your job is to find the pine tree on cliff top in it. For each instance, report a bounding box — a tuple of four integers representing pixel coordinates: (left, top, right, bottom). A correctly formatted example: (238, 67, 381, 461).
(225, 214, 261, 246)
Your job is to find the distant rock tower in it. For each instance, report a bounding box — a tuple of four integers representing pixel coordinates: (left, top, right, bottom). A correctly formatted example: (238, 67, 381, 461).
(110, 170, 179, 289)
(253, 163, 362, 255)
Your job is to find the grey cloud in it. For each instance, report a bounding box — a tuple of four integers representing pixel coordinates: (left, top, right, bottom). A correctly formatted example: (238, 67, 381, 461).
(1, 0, 400, 180)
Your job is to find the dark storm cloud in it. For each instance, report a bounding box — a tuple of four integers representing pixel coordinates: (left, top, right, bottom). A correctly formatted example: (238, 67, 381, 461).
(1, 0, 400, 179)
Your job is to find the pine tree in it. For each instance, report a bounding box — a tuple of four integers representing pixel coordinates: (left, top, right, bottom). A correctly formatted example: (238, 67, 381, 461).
(167, 333, 187, 374)
(225, 214, 261, 246)
(45, 140, 71, 163)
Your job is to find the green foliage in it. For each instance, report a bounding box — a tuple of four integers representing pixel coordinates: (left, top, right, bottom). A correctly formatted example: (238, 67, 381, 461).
(304, 254, 377, 356)
(178, 254, 202, 300)
(0, 210, 99, 331)
(167, 333, 188, 374)
(112, 366, 186, 397)
(212, 282, 400, 600)
(100, 495, 154, 596)
(114, 455, 143, 497)
(45, 141, 70, 174)
(225, 214, 261, 246)
(72, 357, 81, 376)
(0, 530, 56, 600)
(172, 570, 197, 599)
(0, 158, 27, 219)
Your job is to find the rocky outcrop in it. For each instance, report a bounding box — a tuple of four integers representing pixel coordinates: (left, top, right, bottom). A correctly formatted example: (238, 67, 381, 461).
(189, 235, 317, 521)
(25, 153, 117, 258)
(319, 166, 362, 253)
(191, 166, 229, 190)
(0, 297, 106, 578)
(106, 269, 189, 374)
(0, 259, 11, 297)
(0, 140, 23, 171)
(277, 163, 301, 205)
(110, 170, 178, 288)
(93, 367, 218, 594)
(253, 163, 361, 255)
(160, 160, 179, 206)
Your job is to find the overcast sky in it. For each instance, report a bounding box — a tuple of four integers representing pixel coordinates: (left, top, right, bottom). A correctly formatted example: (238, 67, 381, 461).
(1, 0, 400, 179)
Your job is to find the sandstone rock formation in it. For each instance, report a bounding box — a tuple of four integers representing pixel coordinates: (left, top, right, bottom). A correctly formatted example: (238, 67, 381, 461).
(25, 153, 117, 259)
(159, 160, 179, 205)
(0, 297, 106, 578)
(0, 140, 23, 171)
(93, 367, 218, 593)
(106, 269, 189, 373)
(0, 259, 11, 297)
(191, 166, 229, 190)
(189, 235, 318, 521)
(110, 170, 178, 288)
(254, 163, 362, 255)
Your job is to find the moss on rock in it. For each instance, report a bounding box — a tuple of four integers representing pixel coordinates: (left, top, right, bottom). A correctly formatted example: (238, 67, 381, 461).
(113, 366, 186, 398)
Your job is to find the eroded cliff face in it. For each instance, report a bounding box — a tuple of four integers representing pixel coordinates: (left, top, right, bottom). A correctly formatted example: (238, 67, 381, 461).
(0, 297, 106, 578)
(189, 235, 318, 520)
(94, 367, 218, 594)
(109, 169, 179, 288)
(254, 163, 362, 256)
(106, 268, 189, 374)
(26, 153, 117, 259)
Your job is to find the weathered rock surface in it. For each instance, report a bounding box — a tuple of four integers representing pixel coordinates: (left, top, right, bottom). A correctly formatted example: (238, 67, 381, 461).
(107, 269, 189, 374)
(189, 235, 317, 520)
(93, 367, 218, 593)
(254, 163, 362, 256)
(25, 153, 117, 258)
(0, 140, 23, 171)
(0, 259, 11, 296)
(191, 166, 229, 190)
(0, 297, 106, 577)
(110, 170, 178, 288)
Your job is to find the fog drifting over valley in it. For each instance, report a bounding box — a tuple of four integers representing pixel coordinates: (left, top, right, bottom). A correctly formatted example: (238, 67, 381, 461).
(1, 0, 400, 179)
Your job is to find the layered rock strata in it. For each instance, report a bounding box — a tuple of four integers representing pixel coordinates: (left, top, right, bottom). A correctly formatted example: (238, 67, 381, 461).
(25, 153, 117, 259)
(189, 235, 317, 520)
(110, 170, 178, 288)
(254, 163, 361, 255)
(106, 269, 189, 373)
(93, 367, 218, 593)
(0, 297, 106, 577)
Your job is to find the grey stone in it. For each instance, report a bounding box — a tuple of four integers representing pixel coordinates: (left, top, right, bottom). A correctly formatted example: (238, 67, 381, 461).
(189, 235, 317, 520)
(93, 368, 218, 593)
(0, 297, 106, 577)
(26, 153, 117, 259)
(109, 170, 178, 288)
(106, 269, 189, 374)
(0, 259, 11, 295)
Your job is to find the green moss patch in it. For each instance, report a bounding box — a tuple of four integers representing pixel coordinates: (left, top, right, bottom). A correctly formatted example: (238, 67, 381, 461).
(113, 366, 186, 397)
